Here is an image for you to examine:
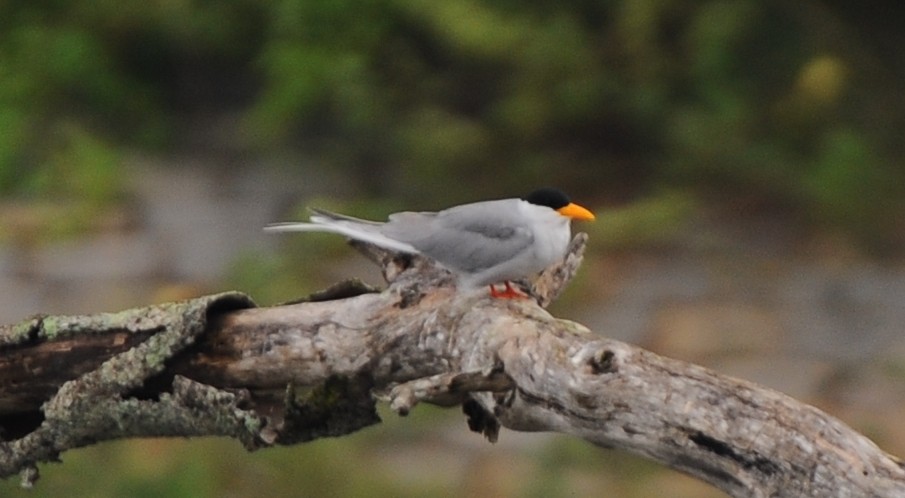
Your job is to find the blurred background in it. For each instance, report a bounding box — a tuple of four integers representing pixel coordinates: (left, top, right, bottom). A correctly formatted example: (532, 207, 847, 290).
(2, 1, 905, 496)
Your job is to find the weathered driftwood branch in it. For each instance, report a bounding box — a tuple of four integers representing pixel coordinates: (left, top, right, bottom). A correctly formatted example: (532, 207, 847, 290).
(1, 234, 903, 497)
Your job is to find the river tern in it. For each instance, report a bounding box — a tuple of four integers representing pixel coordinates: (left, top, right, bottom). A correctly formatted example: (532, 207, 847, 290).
(266, 188, 595, 297)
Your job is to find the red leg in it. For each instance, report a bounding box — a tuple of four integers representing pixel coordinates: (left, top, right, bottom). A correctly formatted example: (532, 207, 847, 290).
(489, 281, 526, 299)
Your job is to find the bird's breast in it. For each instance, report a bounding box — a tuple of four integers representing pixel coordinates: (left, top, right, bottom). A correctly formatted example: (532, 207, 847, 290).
(532, 222, 571, 268)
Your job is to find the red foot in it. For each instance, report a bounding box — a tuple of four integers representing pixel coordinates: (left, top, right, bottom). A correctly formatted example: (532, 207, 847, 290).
(489, 281, 528, 299)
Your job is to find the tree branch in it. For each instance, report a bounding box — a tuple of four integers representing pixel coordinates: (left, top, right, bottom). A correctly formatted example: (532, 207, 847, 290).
(1, 234, 902, 496)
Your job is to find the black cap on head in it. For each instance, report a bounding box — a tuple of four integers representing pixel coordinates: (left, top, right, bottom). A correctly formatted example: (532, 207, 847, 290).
(522, 188, 571, 210)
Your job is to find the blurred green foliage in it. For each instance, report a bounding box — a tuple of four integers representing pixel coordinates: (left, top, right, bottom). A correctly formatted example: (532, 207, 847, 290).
(0, 0, 903, 246)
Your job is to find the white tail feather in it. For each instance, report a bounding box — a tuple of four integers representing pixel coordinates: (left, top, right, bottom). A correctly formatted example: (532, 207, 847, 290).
(264, 221, 418, 254)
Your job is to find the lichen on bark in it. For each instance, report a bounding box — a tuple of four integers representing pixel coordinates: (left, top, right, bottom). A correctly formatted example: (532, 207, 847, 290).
(0, 292, 261, 483)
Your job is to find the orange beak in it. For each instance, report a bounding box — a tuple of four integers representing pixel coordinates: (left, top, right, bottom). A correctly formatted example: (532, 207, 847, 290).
(557, 202, 595, 221)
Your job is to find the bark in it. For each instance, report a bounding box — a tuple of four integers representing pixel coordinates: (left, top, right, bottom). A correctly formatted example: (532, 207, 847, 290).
(0, 234, 902, 496)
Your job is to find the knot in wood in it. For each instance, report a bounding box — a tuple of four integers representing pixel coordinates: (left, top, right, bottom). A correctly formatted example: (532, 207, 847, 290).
(588, 349, 616, 374)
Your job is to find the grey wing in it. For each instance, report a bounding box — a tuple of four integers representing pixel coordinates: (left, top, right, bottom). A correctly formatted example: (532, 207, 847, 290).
(382, 203, 534, 273)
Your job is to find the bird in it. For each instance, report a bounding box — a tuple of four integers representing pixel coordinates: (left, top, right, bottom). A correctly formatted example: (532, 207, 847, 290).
(265, 188, 595, 298)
